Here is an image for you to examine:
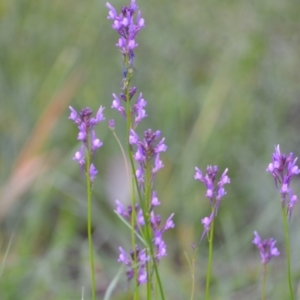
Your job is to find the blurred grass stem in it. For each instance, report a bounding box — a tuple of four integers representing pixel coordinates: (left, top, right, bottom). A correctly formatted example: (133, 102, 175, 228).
(205, 210, 215, 300)
(261, 264, 266, 300)
(281, 205, 294, 300)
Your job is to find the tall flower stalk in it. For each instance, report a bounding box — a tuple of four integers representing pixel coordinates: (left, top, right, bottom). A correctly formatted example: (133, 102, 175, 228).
(266, 145, 299, 299)
(106, 1, 174, 299)
(194, 166, 230, 300)
(69, 106, 105, 300)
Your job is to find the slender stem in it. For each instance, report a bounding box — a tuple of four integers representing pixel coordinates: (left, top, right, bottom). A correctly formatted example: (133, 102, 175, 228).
(261, 264, 267, 300)
(123, 55, 140, 299)
(205, 211, 215, 300)
(145, 223, 165, 300)
(190, 248, 197, 300)
(86, 150, 96, 300)
(281, 205, 294, 300)
(144, 162, 152, 300)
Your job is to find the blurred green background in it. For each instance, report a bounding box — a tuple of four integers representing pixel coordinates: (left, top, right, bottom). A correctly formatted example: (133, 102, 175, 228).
(1, 0, 300, 299)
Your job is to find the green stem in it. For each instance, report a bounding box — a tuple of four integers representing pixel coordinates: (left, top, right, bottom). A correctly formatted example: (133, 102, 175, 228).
(205, 211, 214, 300)
(281, 205, 294, 300)
(261, 264, 266, 300)
(190, 248, 197, 300)
(123, 56, 139, 299)
(145, 162, 152, 300)
(86, 151, 96, 300)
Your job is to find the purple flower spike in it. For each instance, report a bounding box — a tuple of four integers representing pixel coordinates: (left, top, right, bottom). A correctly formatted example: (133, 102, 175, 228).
(194, 165, 230, 206)
(195, 165, 230, 241)
(106, 0, 145, 67)
(69, 106, 105, 178)
(266, 144, 300, 218)
(252, 231, 280, 265)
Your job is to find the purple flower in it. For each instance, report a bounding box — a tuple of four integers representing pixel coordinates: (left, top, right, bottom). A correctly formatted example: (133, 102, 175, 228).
(252, 231, 280, 265)
(73, 145, 85, 167)
(195, 165, 230, 241)
(133, 93, 147, 125)
(91, 106, 105, 124)
(152, 154, 164, 174)
(117, 245, 149, 285)
(68, 104, 104, 221)
(129, 129, 167, 192)
(106, 0, 145, 66)
(150, 211, 175, 261)
(266, 145, 300, 218)
(200, 212, 214, 241)
(115, 200, 129, 218)
(129, 129, 139, 144)
(89, 164, 98, 182)
(108, 119, 115, 129)
(194, 165, 230, 210)
(111, 93, 126, 117)
(153, 232, 167, 260)
(69, 106, 105, 175)
(151, 191, 160, 206)
(68, 106, 78, 122)
(91, 130, 103, 152)
(118, 247, 131, 266)
(114, 201, 145, 227)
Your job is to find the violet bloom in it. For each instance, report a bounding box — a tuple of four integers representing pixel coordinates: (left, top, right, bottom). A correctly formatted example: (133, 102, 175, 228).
(130, 128, 167, 191)
(132, 93, 147, 126)
(194, 165, 230, 212)
(110, 90, 148, 127)
(194, 165, 230, 240)
(150, 211, 175, 261)
(106, 2, 148, 125)
(106, 0, 145, 66)
(266, 145, 300, 219)
(252, 231, 280, 265)
(108, 119, 115, 130)
(69, 106, 105, 181)
(115, 201, 174, 263)
(200, 212, 214, 241)
(118, 245, 149, 285)
(114, 201, 144, 227)
(89, 164, 98, 182)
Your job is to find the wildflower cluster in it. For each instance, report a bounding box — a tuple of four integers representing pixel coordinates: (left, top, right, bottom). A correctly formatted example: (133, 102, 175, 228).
(130, 129, 167, 186)
(194, 166, 230, 240)
(252, 231, 280, 265)
(112, 91, 147, 127)
(69, 106, 105, 181)
(266, 144, 300, 218)
(65, 0, 300, 298)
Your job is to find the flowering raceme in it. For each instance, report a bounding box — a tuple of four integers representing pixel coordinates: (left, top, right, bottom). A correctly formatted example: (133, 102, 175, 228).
(252, 231, 280, 265)
(106, 0, 145, 66)
(106, 0, 174, 288)
(194, 166, 230, 240)
(69, 106, 105, 181)
(266, 145, 300, 219)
